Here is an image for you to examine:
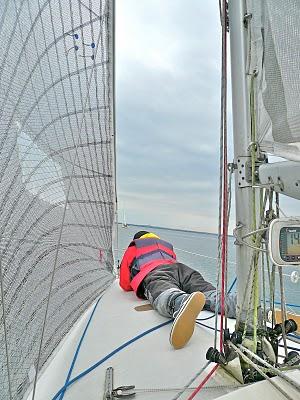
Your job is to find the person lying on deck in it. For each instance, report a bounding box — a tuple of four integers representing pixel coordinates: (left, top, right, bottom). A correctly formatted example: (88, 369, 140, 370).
(119, 230, 237, 349)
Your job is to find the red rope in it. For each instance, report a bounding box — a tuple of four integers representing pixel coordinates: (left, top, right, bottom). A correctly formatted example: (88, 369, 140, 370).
(186, 364, 219, 400)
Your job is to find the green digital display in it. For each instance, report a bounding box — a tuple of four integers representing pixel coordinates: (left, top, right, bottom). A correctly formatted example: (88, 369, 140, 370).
(286, 230, 300, 256)
(279, 227, 300, 261)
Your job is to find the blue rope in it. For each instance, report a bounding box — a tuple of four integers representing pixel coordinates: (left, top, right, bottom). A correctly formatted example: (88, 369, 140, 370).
(196, 321, 217, 332)
(227, 277, 236, 294)
(267, 300, 300, 309)
(228, 276, 300, 308)
(52, 320, 172, 400)
(197, 314, 215, 321)
(58, 297, 102, 400)
(288, 333, 300, 340)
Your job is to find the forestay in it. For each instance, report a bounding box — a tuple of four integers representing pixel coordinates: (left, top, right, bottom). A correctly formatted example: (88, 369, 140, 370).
(0, 1, 115, 399)
(247, 0, 300, 161)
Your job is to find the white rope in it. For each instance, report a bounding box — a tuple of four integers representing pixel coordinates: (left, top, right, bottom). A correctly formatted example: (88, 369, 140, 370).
(237, 343, 300, 392)
(229, 343, 295, 400)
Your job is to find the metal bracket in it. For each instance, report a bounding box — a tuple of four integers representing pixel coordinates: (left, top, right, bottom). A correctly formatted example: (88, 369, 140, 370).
(236, 156, 251, 188)
(103, 367, 136, 399)
(236, 155, 266, 188)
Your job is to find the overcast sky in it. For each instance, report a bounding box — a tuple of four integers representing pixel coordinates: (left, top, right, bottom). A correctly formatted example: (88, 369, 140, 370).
(115, 0, 299, 233)
(115, 1, 226, 233)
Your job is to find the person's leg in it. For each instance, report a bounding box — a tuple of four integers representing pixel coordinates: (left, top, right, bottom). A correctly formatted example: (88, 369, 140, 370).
(177, 263, 216, 294)
(142, 264, 187, 318)
(143, 263, 206, 349)
(176, 263, 237, 318)
(203, 290, 237, 318)
(169, 291, 206, 349)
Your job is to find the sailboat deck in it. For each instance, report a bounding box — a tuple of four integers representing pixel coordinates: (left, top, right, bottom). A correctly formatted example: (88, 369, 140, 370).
(25, 281, 300, 400)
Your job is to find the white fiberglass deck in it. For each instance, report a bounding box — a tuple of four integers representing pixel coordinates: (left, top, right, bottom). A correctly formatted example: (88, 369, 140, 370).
(25, 281, 300, 400)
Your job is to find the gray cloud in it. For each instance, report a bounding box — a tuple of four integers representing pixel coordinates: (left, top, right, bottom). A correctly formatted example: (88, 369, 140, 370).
(116, 1, 225, 232)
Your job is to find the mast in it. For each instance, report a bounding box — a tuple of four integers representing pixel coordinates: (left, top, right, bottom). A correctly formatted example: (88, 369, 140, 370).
(228, 0, 261, 332)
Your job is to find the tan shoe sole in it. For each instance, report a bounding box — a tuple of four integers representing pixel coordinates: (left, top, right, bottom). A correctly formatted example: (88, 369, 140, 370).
(270, 309, 300, 334)
(169, 292, 206, 349)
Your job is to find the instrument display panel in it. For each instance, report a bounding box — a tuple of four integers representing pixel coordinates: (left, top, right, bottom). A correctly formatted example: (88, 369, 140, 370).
(279, 227, 300, 262)
(269, 218, 300, 266)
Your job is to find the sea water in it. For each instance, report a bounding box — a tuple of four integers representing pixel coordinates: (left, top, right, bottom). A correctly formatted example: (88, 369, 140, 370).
(117, 224, 300, 315)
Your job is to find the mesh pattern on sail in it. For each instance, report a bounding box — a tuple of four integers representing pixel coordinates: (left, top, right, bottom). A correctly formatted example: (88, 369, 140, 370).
(0, 1, 115, 399)
(248, 0, 300, 160)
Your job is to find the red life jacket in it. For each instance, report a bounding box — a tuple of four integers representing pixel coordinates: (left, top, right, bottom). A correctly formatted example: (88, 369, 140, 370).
(130, 237, 177, 293)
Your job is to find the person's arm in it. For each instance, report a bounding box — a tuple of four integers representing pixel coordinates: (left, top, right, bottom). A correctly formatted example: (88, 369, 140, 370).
(119, 246, 135, 291)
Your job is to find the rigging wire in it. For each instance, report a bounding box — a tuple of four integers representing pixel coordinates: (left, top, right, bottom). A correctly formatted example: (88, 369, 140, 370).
(234, 166, 268, 336)
(223, 162, 234, 329)
(261, 242, 268, 332)
(134, 383, 244, 394)
(219, 0, 229, 349)
(243, 71, 261, 349)
(279, 265, 289, 358)
(112, 0, 119, 275)
(185, 2, 229, 397)
(215, 0, 228, 351)
(174, 247, 236, 265)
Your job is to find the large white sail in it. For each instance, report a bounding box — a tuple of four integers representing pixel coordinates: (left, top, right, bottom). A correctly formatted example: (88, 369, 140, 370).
(0, 1, 115, 399)
(247, 0, 300, 161)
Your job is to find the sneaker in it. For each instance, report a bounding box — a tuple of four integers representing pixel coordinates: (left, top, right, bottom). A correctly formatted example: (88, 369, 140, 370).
(169, 292, 206, 349)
